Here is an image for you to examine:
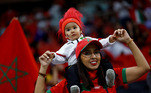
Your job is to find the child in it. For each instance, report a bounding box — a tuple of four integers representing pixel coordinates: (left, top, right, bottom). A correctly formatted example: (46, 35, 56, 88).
(45, 8, 117, 92)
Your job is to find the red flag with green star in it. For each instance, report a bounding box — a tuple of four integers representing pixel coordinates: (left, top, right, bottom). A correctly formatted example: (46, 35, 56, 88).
(0, 18, 38, 93)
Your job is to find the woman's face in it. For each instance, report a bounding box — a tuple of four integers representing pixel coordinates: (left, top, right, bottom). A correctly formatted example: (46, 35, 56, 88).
(80, 44, 101, 70)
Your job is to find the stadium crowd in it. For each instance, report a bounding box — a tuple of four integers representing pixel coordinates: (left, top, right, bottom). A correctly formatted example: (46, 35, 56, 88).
(0, 0, 151, 92)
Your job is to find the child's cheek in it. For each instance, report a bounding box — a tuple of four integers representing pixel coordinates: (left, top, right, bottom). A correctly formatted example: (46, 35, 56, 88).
(66, 34, 69, 37)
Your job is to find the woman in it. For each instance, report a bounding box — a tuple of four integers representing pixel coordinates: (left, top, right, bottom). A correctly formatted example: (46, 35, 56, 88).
(35, 29, 150, 93)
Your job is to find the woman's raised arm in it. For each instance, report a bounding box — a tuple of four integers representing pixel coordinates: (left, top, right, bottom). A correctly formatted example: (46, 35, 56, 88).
(34, 51, 54, 93)
(115, 29, 150, 83)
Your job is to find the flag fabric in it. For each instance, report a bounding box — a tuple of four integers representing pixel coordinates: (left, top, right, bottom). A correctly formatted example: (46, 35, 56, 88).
(129, 7, 144, 24)
(0, 18, 38, 93)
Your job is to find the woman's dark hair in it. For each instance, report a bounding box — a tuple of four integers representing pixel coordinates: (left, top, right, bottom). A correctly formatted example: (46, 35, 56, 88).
(77, 53, 107, 89)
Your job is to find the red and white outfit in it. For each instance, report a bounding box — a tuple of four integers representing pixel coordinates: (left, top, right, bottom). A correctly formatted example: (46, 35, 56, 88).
(52, 35, 114, 66)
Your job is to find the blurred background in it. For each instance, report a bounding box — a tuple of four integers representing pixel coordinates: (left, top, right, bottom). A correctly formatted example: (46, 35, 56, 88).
(0, 0, 151, 92)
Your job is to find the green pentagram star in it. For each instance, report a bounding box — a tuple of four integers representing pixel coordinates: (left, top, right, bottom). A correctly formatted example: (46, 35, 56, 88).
(0, 57, 28, 91)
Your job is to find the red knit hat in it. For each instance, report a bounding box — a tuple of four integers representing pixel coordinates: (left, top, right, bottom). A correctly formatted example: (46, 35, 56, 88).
(58, 7, 84, 39)
(75, 38, 103, 59)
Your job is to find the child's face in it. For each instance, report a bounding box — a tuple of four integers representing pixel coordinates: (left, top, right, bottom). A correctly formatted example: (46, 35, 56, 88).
(65, 22, 82, 41)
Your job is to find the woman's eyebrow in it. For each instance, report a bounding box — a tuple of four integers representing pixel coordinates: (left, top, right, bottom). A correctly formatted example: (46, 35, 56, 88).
(83, 49, 96, 52)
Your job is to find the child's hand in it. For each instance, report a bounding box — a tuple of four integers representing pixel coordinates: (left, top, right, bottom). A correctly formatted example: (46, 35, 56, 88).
(114, 29, 132, 44)
(39, 51, 55, 69)
(109, 29, 123, 43)
(109, 35, 117, 43)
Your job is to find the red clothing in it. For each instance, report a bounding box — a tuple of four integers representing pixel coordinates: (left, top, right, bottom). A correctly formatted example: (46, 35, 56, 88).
(47, 68, 126, 93)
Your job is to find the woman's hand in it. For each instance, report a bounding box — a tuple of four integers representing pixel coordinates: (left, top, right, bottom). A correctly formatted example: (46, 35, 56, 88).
(39, 51, 55, 69)
(114, 29, 132, 44)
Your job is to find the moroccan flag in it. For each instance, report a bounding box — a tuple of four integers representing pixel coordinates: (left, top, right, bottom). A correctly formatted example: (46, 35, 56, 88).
(0, 18, 38, 93)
